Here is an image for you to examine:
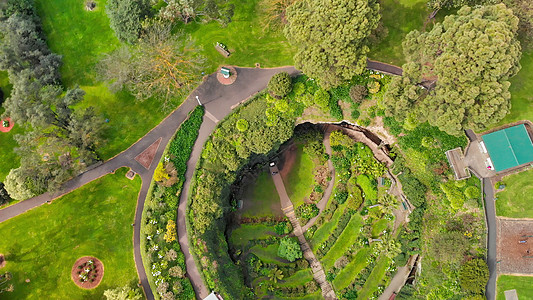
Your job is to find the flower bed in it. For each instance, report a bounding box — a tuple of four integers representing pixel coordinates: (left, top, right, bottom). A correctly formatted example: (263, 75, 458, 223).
(70, 256, 103, 289)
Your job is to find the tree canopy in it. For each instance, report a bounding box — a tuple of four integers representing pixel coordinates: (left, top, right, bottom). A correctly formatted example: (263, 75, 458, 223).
(459, 258, 489, 294)
(383, 4, 521, 135)
(284, 0, 380, 89)
(278, 237, 303, 262)
(106, 0, 151, 43)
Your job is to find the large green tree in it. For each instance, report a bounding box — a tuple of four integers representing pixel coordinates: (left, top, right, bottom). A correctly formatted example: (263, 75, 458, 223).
(106, 0, 151, 43)
(383, 4, 521, 135)
(284, 0, 380, 89)
(278, 237, 302, 262)
(459, 258, 489, 294)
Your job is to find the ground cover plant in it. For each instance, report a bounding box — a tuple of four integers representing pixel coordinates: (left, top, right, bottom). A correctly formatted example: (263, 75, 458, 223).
(0, 168, 140, 299)
(495, 168, 533, 218)
(140, 106, 204, 300)
(497, 275, 533, 300)
(384, 116, 487, 299)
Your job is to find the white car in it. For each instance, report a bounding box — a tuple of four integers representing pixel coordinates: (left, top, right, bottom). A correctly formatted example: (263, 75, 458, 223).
(269, 162, 276, 167)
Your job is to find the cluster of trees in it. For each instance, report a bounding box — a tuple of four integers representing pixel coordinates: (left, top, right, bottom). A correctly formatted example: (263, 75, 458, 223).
(277, 237, 302, 262)
(0, 0, 104, 199)
(383, 4, 522, 135)
(284, 0, 380, 89)
(98, 23, 204, 107)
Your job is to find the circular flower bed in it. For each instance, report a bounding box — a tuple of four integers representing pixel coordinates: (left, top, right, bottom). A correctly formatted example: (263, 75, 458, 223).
(70, 256, 104, 289)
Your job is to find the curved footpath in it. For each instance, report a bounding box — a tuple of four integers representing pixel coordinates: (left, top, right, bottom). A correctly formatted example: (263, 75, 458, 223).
(1, 60, 471, 300)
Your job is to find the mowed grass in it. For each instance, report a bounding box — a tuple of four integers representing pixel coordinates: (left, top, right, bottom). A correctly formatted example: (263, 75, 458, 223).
(497, 275, 533, 300)
(0, 168, 140, 299)
(321, 214, 363, 270)
(250, 244, 289, 265)
(242, 171, 282, 218)
(178, 0, 294, 72)
(0, 71, 21, 182)
(333, 247, 372, 291)
(279, 269, 313, 287)
(497, 50, 533, 126)
(357, 256, 391, 300)
(310, 203, 347, 251)
(495, 169, 533, 218)
(282, 145, 315, 208)
(34, 0, 170, 160)
(368, 0, 428, 66)
(230, 224, 273, 247)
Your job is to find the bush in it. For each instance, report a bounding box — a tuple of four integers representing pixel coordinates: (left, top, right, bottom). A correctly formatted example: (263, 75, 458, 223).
(295, 203, 319, 224)
(349, 85, 368, 103)
(314, 88, 330, 110)
(459, 259, 489, 294)
(293, 82, 306, 96)
(236, 119, 249, 132)
(274, 221, 291, 235)
(268, 72, 292, 98)
(278, 237, 302, 262)
(464, 185, 479, 199)
(399, 174, 427, 207)
(330, 98, 343, 120)
(367, 81, 380, 94)
(106, 0, 151, 43)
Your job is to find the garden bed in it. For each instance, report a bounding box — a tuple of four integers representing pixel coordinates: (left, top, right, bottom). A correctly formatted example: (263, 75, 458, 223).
(71, 256, 104, 289)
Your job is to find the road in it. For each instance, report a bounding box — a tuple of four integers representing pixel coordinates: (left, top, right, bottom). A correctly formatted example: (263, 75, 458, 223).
(483, 177, 497, 300)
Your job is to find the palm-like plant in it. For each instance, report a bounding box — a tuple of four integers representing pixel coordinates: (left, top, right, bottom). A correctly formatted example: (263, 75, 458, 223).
(268, 268, 284, 283)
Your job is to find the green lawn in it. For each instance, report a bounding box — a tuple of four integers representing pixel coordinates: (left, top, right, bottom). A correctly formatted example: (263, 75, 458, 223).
(321, 214, 363, 270)
(497, 275, 533, 300)
(371, 218, 391, 237)
(242, 171, 282, 218)
(495, 169, 533, 218)
(0, 71, 21, 182)
(368, 0, 428, 66)
(250, 244, 288, 265)
(178, 0, 294, 72)
(0, 168, 140, 299)
(34, 0, 170, 160)
(357, 256, 391, 299)
(230, 224, 273, 247)
(279, 269, 313, 287)
(333, 247, 372, 291)
(497, 50, 533, 126)
(282, 145, 315, 208)
(310, 203, 347, 251)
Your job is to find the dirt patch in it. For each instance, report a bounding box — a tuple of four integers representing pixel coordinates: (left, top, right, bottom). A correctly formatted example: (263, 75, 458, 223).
(497, 218, 533, 274)
(71, 256, 104, 289)
(134, 137, 162, 170)
(313, 164, 329, 187)
(0, 254, 5, 268)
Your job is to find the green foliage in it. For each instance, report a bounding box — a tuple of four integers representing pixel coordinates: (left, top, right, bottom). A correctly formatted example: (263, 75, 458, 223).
(293, 81, 306, 96)
(330, 130, 354, 148)
(274, 221, 292, 235)
(398, 173, 427, 207)
(314, 88, 330, 111)
(268, 72, 293, 98)
(459, 258, 489, 295)
(104, 285, 142, 300)
(284, 0, 380, 89)
(384, 4, 522, 135)
(441, 180, 466, 210)
(464, 185, 479, 200)
(105, 0, 151, 43)
(330, 98, 343, 120)
(0, 182, 10, 205)
(346, 183, 364, 211)
(236, 119, 249, 132)
(427, 231, 469, 265)
(295, 203, 319, 224)
(356, 175, 377, 202)
(278, 237, 303, 262)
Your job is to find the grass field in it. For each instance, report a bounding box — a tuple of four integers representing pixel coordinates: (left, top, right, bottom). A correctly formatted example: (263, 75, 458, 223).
(368, 0, 428, 66)
(333, 247, 372, 291)
(178, 0, 294, 72)
(497, 275, 533, 300)
(242, 171, 282, 218)
(34, 0, 170, 160)
(321, 214, 363, 270)
(230, 224, 273, 247)
(282, 145, 315, 208)
(250, 244, 289, 265)
(279, 269, 313, 287)
(495, 169, 533, 218)
(310, 203, 347, 251)
(498, 50, 533, 126)
(0, 168, 140, 299)
(357, 256, 391, 299)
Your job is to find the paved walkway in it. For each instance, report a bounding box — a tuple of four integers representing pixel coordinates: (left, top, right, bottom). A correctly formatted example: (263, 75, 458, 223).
(270, 164, 337, 300)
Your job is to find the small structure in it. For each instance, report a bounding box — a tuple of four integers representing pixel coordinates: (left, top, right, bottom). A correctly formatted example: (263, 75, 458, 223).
(220, 67, 231, 79)
(203, 292, 223, 300)
(482, 124, 533, 172)
(215, 42, 230, 57)
(504, 289, 518, 300)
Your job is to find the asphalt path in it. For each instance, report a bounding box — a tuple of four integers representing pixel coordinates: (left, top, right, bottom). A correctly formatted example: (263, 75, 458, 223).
(483, 177, 497, 300)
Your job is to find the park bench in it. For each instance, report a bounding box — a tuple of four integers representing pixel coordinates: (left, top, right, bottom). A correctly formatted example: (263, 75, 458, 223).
(215, 42, 230, 57)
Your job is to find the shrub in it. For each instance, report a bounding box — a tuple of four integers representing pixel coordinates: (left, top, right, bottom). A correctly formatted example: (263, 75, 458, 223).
(330, 98, 343, 120)
(314, 88, 330, 110)
(367, 81, 380, 94)
(293, 82, 306, 96)
(295, 203, 319, 224)
(399, 174, 427, 207)
(356, 175, 377, 201)
(278, 237, 302, 262)
(459, 259, 489, 294)
(106, 0, 151, 43)
(464, 186, 479, 199)
(268, 72, 292, 98)
(164, 220, 177, 243)
(349, 85, 368, 103)
(236, 119, 249, 132)
(274, 221, 291, 235)
(169, 265, 185, 278)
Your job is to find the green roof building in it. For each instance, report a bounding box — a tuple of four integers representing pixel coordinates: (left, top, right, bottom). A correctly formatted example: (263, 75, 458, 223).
(481, 124, 533, 172)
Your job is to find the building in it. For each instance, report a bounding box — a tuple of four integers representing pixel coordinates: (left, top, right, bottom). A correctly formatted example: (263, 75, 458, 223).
(481, 124, 533, 172)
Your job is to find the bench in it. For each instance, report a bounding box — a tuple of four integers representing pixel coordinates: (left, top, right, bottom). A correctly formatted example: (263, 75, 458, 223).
(215, 42, 230, 57)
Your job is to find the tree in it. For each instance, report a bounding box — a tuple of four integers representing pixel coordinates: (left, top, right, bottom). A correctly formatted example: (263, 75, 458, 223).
(259, 0, 297, 30)
(98, 23, 205, 106)
(284, 0, 380, 89)
(502, 0, 533, 48)
(278, 237, 302, 262)
(426, 0, 492, 10)
(106, 0, 151, 43)
(104, 285, 142, 300)
(383, 4, 521, 135)
(0, 183, 11, 205)
(349, 85, 368, 103)
(459, 258, 489, 294)
(4, 168, 35, 201)
(314, 88, 330, 111)
(267, 268, 284, 283)
(267, 72, 292, 98)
